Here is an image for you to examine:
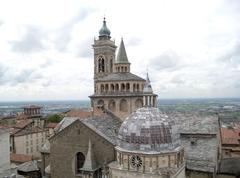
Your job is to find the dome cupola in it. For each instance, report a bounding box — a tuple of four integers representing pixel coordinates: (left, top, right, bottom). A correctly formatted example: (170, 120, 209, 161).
(118, 107, 180, 152)
(99, 17, 111, 39)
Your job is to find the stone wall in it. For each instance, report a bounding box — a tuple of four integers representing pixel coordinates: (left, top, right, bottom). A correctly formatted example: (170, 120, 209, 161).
(50, 120, 115, 178)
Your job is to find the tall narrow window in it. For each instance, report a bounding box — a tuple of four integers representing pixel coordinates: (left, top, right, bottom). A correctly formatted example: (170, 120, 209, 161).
(98, 56, 105, 72)
(76, 152, 85, 173)
(110, 58, 113, 73)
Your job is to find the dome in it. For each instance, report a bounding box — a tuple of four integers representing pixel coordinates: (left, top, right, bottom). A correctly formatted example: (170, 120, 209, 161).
(99, 18, 111, 37)
(118, 107, 180, 152)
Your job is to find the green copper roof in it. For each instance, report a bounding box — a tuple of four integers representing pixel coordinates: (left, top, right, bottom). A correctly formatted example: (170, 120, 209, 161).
(99, 17, 111, 37)
(116, 39, 129, 63)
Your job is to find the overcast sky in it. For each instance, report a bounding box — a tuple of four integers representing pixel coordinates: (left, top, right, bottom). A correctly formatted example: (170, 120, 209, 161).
(0, 0, 240, 101)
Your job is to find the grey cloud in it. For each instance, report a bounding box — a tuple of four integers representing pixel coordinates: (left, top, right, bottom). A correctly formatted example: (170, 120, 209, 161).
(218, 41, 240, 66)
(40, 59, 54, 68)
(54, 8, 95, 51)
(170, 76, 186, 86)
(9, 26, 45, 53)
(149, 51, 180, 71)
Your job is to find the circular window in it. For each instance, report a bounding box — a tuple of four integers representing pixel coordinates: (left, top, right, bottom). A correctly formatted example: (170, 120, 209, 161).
(131, 155, 142, 168)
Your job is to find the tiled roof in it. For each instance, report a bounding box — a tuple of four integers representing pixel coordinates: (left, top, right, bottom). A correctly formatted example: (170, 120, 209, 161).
(221, 127, 240, 145)
(46, 122, 58, 129)
(65, 109, 91, 118)
(97, 72, 145, 82)
(10, 153, 33, 163)
(12, 119, 33, 135)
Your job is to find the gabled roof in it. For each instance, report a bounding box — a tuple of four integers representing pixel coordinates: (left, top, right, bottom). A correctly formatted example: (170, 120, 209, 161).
(97, 72, 145, 82)
(50, 113, 122, 145)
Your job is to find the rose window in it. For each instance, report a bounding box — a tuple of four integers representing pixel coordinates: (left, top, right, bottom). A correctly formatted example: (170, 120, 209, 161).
(131, 155, 142, 168)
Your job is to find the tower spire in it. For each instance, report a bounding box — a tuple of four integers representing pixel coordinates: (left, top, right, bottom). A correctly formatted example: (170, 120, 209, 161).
(116, 38, 129, 63)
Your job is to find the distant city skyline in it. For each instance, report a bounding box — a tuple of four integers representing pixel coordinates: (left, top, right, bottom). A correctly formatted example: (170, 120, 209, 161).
(0, 0, 240, 101)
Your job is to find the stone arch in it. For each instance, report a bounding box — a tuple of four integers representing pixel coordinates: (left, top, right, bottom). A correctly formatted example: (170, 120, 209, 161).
(76, 152, 85, 173)
(115, 84, 119, 92)
(110, 84, 114, 92)
(125, 66, 127, 72)
(105, 84, 109, 93)
(121, 83, 125, 92)
(108, 99, 116, 112)
(97, 99, 104, 106)
(133, 83, 136, 92)
(98, 56, 105, 72)
(100, 84, 104, 93)
(136, 84, 140, 91)
(126, 83, 130, 91)
(135, 98, 143, 108)
(120, 99, 128, 112)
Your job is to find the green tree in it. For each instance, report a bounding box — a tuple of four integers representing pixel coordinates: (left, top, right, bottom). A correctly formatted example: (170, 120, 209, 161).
(47, 114, 63, 123)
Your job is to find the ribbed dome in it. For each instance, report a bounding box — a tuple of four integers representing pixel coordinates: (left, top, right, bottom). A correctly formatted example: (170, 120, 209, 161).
(118, 107, 180, 152)
(99, 18, 111, 37)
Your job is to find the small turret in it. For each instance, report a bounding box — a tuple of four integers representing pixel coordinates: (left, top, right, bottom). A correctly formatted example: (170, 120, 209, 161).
(143, 73, 153, 93)
(143, 73, 157, 107)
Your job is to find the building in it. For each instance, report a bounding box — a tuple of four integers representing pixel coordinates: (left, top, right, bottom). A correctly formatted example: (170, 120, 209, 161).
(109, 107, 185, 178)
(41, 18, 226, 178)
(89, 18, 157, 120)
(10, 119, 48, 158)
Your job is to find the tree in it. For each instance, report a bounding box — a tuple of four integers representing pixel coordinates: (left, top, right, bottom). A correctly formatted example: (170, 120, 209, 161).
(47, 114, 63, 123)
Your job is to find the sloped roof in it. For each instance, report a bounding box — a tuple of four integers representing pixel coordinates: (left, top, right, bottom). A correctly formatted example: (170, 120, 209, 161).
(10, 153, 33, 163)
(221, 127, 240, 145)
(97, 72, 145, 82)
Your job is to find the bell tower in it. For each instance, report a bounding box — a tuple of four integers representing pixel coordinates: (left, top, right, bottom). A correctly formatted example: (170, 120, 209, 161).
(92, 18, 117, 81)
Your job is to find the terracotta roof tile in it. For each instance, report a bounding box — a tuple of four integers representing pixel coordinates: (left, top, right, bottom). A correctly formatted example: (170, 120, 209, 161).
(46, 122, 58, 128)
(221, 127, 240, 145)
(65, 109, 91, 118)
(10, 153, 33, 163)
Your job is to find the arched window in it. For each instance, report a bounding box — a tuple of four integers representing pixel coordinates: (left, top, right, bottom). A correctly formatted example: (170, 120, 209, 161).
(105, 84, 109, 93)
(136, 84, 139, 92)
(125, 67, 127, 72)
(108, 100, 116, 112)
(98, 56, 105, 73)
(110, 58, 113, 73)
(126, 83, 130, 91)
(135, 99, 143, 108)
(76, 152, 85, 173)
(115, 84, 119, 92)
(121, 83, 125, 92)
(100, 84, 104, 93)
(120, 99, 128, 112)
(133, 84, 136, 92)
(110, 84, 114, 92)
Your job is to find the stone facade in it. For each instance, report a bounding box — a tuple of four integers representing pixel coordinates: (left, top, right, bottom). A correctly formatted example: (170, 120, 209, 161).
(90, 19, 157, 120)
(49, 120, 116, 178)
